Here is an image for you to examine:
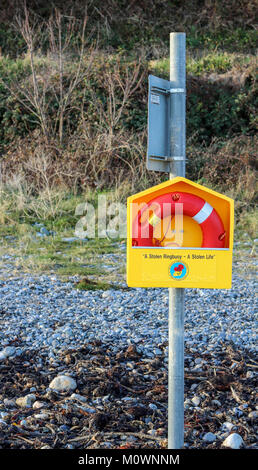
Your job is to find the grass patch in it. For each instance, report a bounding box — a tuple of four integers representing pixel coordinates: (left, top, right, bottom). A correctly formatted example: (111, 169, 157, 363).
(187, 53, 250, 76)
(0, 233, 126, 281)
(73, 277, 124, 291)
(0, 176, 255, 282)
(56, 263, 102, 277)
(0, 186, 126, 281)
(234, 208, 258, 242)
(186, 27, 257, 54)
(149, 52, 253, 78)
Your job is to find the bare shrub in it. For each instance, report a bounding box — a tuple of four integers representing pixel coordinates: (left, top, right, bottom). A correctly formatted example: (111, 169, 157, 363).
(202, 135, 257, 187)
(0, 4, 95, 145)
(201, 135, 257, 216)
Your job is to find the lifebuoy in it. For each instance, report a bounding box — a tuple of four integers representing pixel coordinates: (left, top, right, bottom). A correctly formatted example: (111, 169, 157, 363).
(132, 191, 226, 248)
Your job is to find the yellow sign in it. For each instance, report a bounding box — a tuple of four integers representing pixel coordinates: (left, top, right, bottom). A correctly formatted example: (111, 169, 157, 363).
(127, 177, 234, 289)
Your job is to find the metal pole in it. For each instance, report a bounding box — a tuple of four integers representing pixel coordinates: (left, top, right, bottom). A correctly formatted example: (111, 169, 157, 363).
(168, 32, 186, 449)
(169, 32, 186, 179)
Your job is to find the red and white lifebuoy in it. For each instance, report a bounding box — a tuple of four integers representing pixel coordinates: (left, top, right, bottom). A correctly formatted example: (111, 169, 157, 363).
(132, 191, 226, 248)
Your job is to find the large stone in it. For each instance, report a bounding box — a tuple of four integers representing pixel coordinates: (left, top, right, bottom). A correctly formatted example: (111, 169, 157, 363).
(16, 394, 36, 408)
(203, 432, 216, 442)
(222, 422, 234, 432)
(191, 396, 201, 406)
(222, 433, 244, 449)
(0, 346, 17, 360)
(3, 399, 16, 408)
(3, 346, 17, 357)
(49, 375, 77, 393)
(32, 401, 47, 410)
(0, 352, 6, 361)
(70, 393, 87, 403)
(34, 413, 49, 420)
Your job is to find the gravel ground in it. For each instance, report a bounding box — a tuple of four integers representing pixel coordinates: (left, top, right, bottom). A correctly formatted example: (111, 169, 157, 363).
(0, 254, 257, 449)
(0, 265, 256, 357)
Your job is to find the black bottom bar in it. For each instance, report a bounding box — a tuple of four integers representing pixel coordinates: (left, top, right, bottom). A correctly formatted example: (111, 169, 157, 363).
(0, 449, 254, 467)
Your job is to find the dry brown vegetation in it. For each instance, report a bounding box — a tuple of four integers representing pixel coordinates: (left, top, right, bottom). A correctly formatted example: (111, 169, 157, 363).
(0, 1, 256, 233)
(0, 340, 257, 449)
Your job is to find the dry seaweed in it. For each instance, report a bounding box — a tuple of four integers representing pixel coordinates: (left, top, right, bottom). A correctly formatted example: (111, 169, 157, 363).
(0, 340, 257, 449)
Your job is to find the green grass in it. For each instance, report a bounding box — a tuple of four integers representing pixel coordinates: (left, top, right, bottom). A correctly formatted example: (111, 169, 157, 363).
(187, 53, 249, 76)
(0, 185, 126, 283)
(234, 208, 258, 242)
(149, 51, 253, 78)
(0, 179, 256, 286)
(74, 277, 127, 291)
(186, 27, 257, 54)
(0, 233, 126, 282)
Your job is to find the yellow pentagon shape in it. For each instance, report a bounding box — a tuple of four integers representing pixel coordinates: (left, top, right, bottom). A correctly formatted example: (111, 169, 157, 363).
(127, 177, 234, 289)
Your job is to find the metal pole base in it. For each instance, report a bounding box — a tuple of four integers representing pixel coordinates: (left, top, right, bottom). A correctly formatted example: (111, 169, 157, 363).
(168, 287, 185, 449)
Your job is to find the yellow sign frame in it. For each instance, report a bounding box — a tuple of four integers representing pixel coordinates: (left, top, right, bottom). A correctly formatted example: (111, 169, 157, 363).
(127, 177, 234, 289)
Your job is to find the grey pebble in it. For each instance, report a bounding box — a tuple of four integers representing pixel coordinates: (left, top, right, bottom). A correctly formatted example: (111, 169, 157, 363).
(191, 396, 201, 407)
(3, 399, 16, 408)
(16, 394, 36, 408)
(222, 433, 244, 449)
(0, 259, 256, 450)
(0, 267, 256, 359)
(149, 403, 158, 411)
(202, 432, 217, 442)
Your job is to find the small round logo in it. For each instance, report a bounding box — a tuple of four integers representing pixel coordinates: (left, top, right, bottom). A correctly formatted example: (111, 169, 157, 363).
(169, 261, 188, 281)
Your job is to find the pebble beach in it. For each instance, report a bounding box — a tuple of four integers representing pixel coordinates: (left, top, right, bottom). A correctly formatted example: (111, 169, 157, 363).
(0, 253, 257, 449)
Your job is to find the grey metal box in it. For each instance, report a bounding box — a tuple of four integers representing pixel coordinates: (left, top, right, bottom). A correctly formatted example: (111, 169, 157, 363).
(147, 74, 172, 173)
